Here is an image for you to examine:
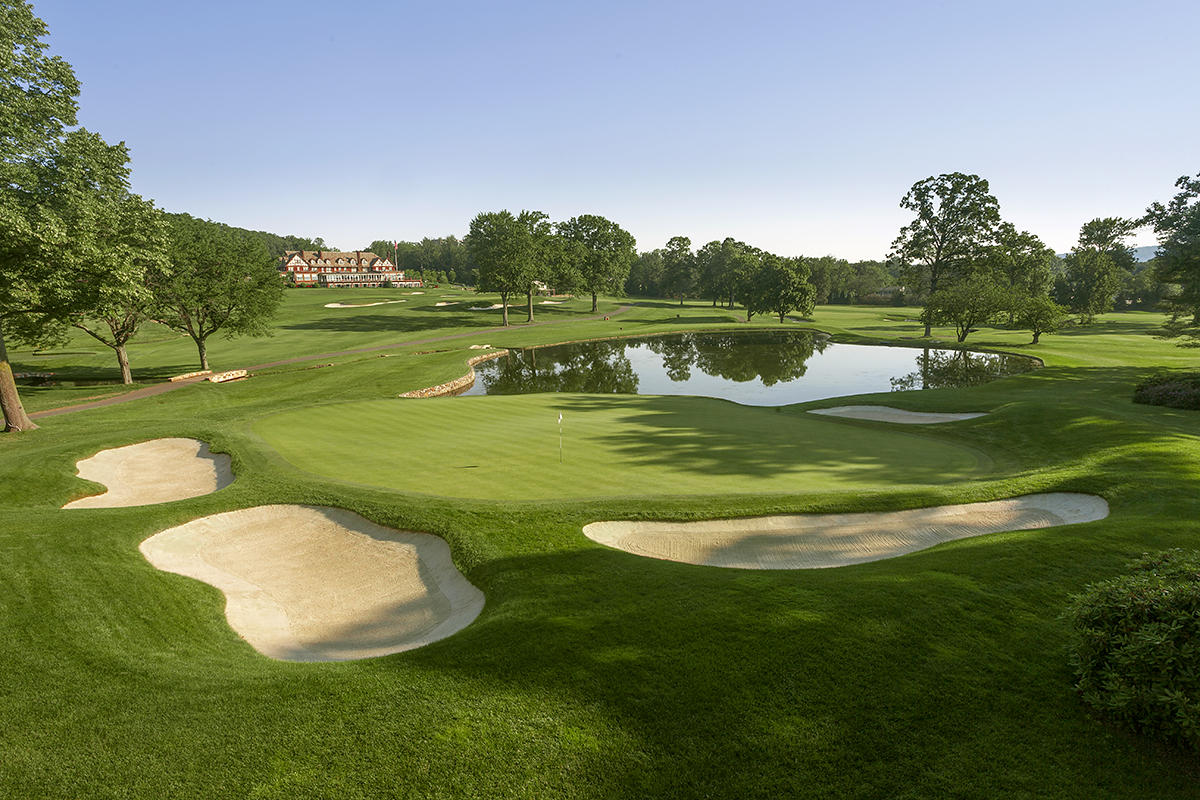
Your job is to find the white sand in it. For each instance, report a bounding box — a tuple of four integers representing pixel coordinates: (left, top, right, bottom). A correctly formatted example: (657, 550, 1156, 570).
(407, 291, 425, 295)
(583, 493, 1109, 570)
(468, 304, 511, 311)
(468, 344, 493, 350)
(808, 406, 987, 424)
(324, 300, 406, 308)
(435, 301, 460, 306)
(538, 300, 564, 305)
(140, 505, 484, 661)
(64, 438, 233, 509)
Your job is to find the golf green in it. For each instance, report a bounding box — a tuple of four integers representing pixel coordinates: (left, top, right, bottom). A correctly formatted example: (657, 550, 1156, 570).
(254, 393, 992, 499)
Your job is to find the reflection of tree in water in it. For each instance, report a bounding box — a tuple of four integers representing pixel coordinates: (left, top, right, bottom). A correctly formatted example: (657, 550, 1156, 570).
(477, 341, 639, 394)
(890, 349, 1035, 391)
(646, 331, 826, 386)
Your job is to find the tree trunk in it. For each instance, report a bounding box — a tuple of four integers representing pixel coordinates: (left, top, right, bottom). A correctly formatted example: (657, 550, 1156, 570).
(679, 296, 684, 307)
(116, 344, 133, 385)
(0, 322, 38, 432)
(779, 311, 786, 323)
(1031, 331, 1041, 344)
(746, 309, 752, 322)
(501, 293, 510, 326)
(923, 316, 933, 337)
(526, 291, 534, 323)
(591, 293, 598, 313)
(196, 337, 209, 371)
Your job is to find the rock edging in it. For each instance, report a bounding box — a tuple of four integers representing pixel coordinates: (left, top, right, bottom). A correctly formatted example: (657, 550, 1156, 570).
(398, 350, 509, 398)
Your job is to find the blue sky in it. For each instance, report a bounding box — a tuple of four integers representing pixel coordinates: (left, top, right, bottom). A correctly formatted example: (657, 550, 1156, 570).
(36, 0, 1198, 259)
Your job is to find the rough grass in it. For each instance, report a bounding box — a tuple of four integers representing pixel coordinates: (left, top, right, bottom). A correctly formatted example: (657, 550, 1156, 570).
(1, 300, 1199, 798)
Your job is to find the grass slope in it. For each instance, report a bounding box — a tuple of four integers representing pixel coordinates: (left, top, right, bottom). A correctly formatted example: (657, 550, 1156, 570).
(1, 299, 1198, 799)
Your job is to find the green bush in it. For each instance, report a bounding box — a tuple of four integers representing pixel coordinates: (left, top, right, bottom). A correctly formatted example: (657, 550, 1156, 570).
(1065, 549, 1200, 751)
(1133, 373, 1200, 409)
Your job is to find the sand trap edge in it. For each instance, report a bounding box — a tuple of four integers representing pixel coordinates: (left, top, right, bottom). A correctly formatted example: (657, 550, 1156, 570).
(583, 493, 1110, 570)
(139, 505, 485, 662)
(808, 406, 986, 424)
(64, 438, 233, 509)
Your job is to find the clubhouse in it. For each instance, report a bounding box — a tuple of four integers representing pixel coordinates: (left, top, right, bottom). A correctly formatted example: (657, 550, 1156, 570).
(279, 250, 423, 288)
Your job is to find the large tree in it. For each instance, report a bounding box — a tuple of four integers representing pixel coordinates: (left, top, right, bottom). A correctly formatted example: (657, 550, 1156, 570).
(889, 173, 1002, 336)
(0, 0, 83, 431)
(43, 131, 169, 385)
(924, 274, 1008, 342)
(661, 236, 695, 305)
(153, 214, 283, 370)
(985, 222, 1056, 322)
(744, 254, 817, 323)
(557, 214, 636, 312)
(465, 210, 533, 326)
(1058, 248, 1120, 324)
(1146, 173, 1200, 343)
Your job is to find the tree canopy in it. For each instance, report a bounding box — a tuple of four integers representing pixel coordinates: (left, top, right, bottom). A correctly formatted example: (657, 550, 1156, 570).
(1146, 173, 1200, 343)
(557, 214, 636, 312)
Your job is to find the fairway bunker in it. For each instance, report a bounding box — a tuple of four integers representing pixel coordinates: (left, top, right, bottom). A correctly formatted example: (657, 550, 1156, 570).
(583, 493, 1109, 569)
(808, 406, 986, 424)
(64, 438, 233, 508)
(140, 505, 484, 661)
(324, 299, 406, 308)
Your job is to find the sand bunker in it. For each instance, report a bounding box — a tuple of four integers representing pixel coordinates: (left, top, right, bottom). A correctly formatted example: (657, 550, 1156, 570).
(140, 505, 484, 661)
(64, 438, 233, 509)
(324, 300, 406, 309)
(809, 406, 986, 424)
(583, 493, 1108, 570)
(407, 291, 425, 295)
(538, 300, 564, 305)
(435, 301, 460, 306)
(468, 303, 511, 311)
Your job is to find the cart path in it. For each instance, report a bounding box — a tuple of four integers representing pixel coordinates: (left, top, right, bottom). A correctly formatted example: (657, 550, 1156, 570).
(28, 305, 633, 420)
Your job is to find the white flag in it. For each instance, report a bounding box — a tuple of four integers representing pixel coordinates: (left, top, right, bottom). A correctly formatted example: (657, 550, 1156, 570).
(558, 412, 563, 424)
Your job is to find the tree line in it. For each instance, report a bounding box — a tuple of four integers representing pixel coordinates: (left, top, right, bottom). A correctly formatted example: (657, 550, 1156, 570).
(1, 1, 290, 431)
(888, 171, 1200, 344)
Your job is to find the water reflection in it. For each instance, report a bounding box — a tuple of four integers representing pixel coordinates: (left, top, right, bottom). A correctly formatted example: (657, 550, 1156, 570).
(465, 331, 1035, 406)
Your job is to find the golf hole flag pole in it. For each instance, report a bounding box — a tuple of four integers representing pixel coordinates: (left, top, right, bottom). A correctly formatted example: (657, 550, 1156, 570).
(558, 412, 563, 463)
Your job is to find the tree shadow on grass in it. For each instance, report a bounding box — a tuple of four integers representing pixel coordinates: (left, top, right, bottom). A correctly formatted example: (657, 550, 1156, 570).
(555, 394, 984, 484)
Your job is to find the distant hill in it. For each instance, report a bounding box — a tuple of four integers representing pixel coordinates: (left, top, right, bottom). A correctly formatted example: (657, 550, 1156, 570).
(1131, 245, 1159, 262)
(1056, 244, 1159, 262)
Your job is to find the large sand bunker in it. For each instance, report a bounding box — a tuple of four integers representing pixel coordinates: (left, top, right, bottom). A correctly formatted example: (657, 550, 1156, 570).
(583, 493, 1108, 570)
(140, 505, 484, 661)
(324, 299, 406, 308)
(808, 406, 986, 424)
(64, 438, 233, 509)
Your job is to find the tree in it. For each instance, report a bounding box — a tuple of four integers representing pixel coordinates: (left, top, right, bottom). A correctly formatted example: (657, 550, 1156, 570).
(0, 0, 82, 431)
(557, 214, 636, 312)
(744, 254, 816, 323)
(924, 275, 1008, 342)
(465, 210, 532, 326)
(661, 236, 695, 305)
(517, 210, 552, 323)
(889, 173, 1002, 336)
(985, 223, 1055, 323)
(57, 154, 168, 384)
(626, 250, 664, 297)
(153, 214, 284, 370)
(1146, 173, 1200, 343)
(1060, 245, 1121, 324)
(1015, 295, 1068, 344)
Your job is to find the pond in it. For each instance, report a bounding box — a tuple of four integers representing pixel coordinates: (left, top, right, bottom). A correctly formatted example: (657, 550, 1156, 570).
(463, 331, 1037, 406)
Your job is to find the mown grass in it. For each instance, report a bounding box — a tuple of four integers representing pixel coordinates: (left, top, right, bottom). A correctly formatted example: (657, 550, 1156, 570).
(1, 300, 1199, 798)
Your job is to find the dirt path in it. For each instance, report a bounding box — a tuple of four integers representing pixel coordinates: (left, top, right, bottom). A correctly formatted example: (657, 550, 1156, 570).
(29, 305, 632, 419)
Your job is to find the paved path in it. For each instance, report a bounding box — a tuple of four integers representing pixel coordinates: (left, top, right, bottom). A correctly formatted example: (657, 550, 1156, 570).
(29, 305, 632, 420)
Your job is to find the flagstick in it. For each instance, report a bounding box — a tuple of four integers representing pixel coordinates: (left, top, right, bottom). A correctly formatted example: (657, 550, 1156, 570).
(558, 412, 563, 463)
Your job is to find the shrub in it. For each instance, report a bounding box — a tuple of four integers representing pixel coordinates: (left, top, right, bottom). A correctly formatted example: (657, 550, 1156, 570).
(1065, 549, 1200, 751)
(1133, 373, 1200, 409)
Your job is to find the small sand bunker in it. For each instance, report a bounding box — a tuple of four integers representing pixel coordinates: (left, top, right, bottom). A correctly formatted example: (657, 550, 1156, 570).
(324, 300, 406, 309)
(435, 301, 460, 306)
(407, 291, 425, 295)
(809, 406, 986, 424)
(64, 438, 233, 509)
(583, 493, 1108, 570)
(140, 505, 484, 661)
(538, 300, 564, 305)
(468, 303, 510, 311)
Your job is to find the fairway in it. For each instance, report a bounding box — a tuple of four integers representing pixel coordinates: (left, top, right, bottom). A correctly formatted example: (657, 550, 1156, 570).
(254, 393, 991, 499)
